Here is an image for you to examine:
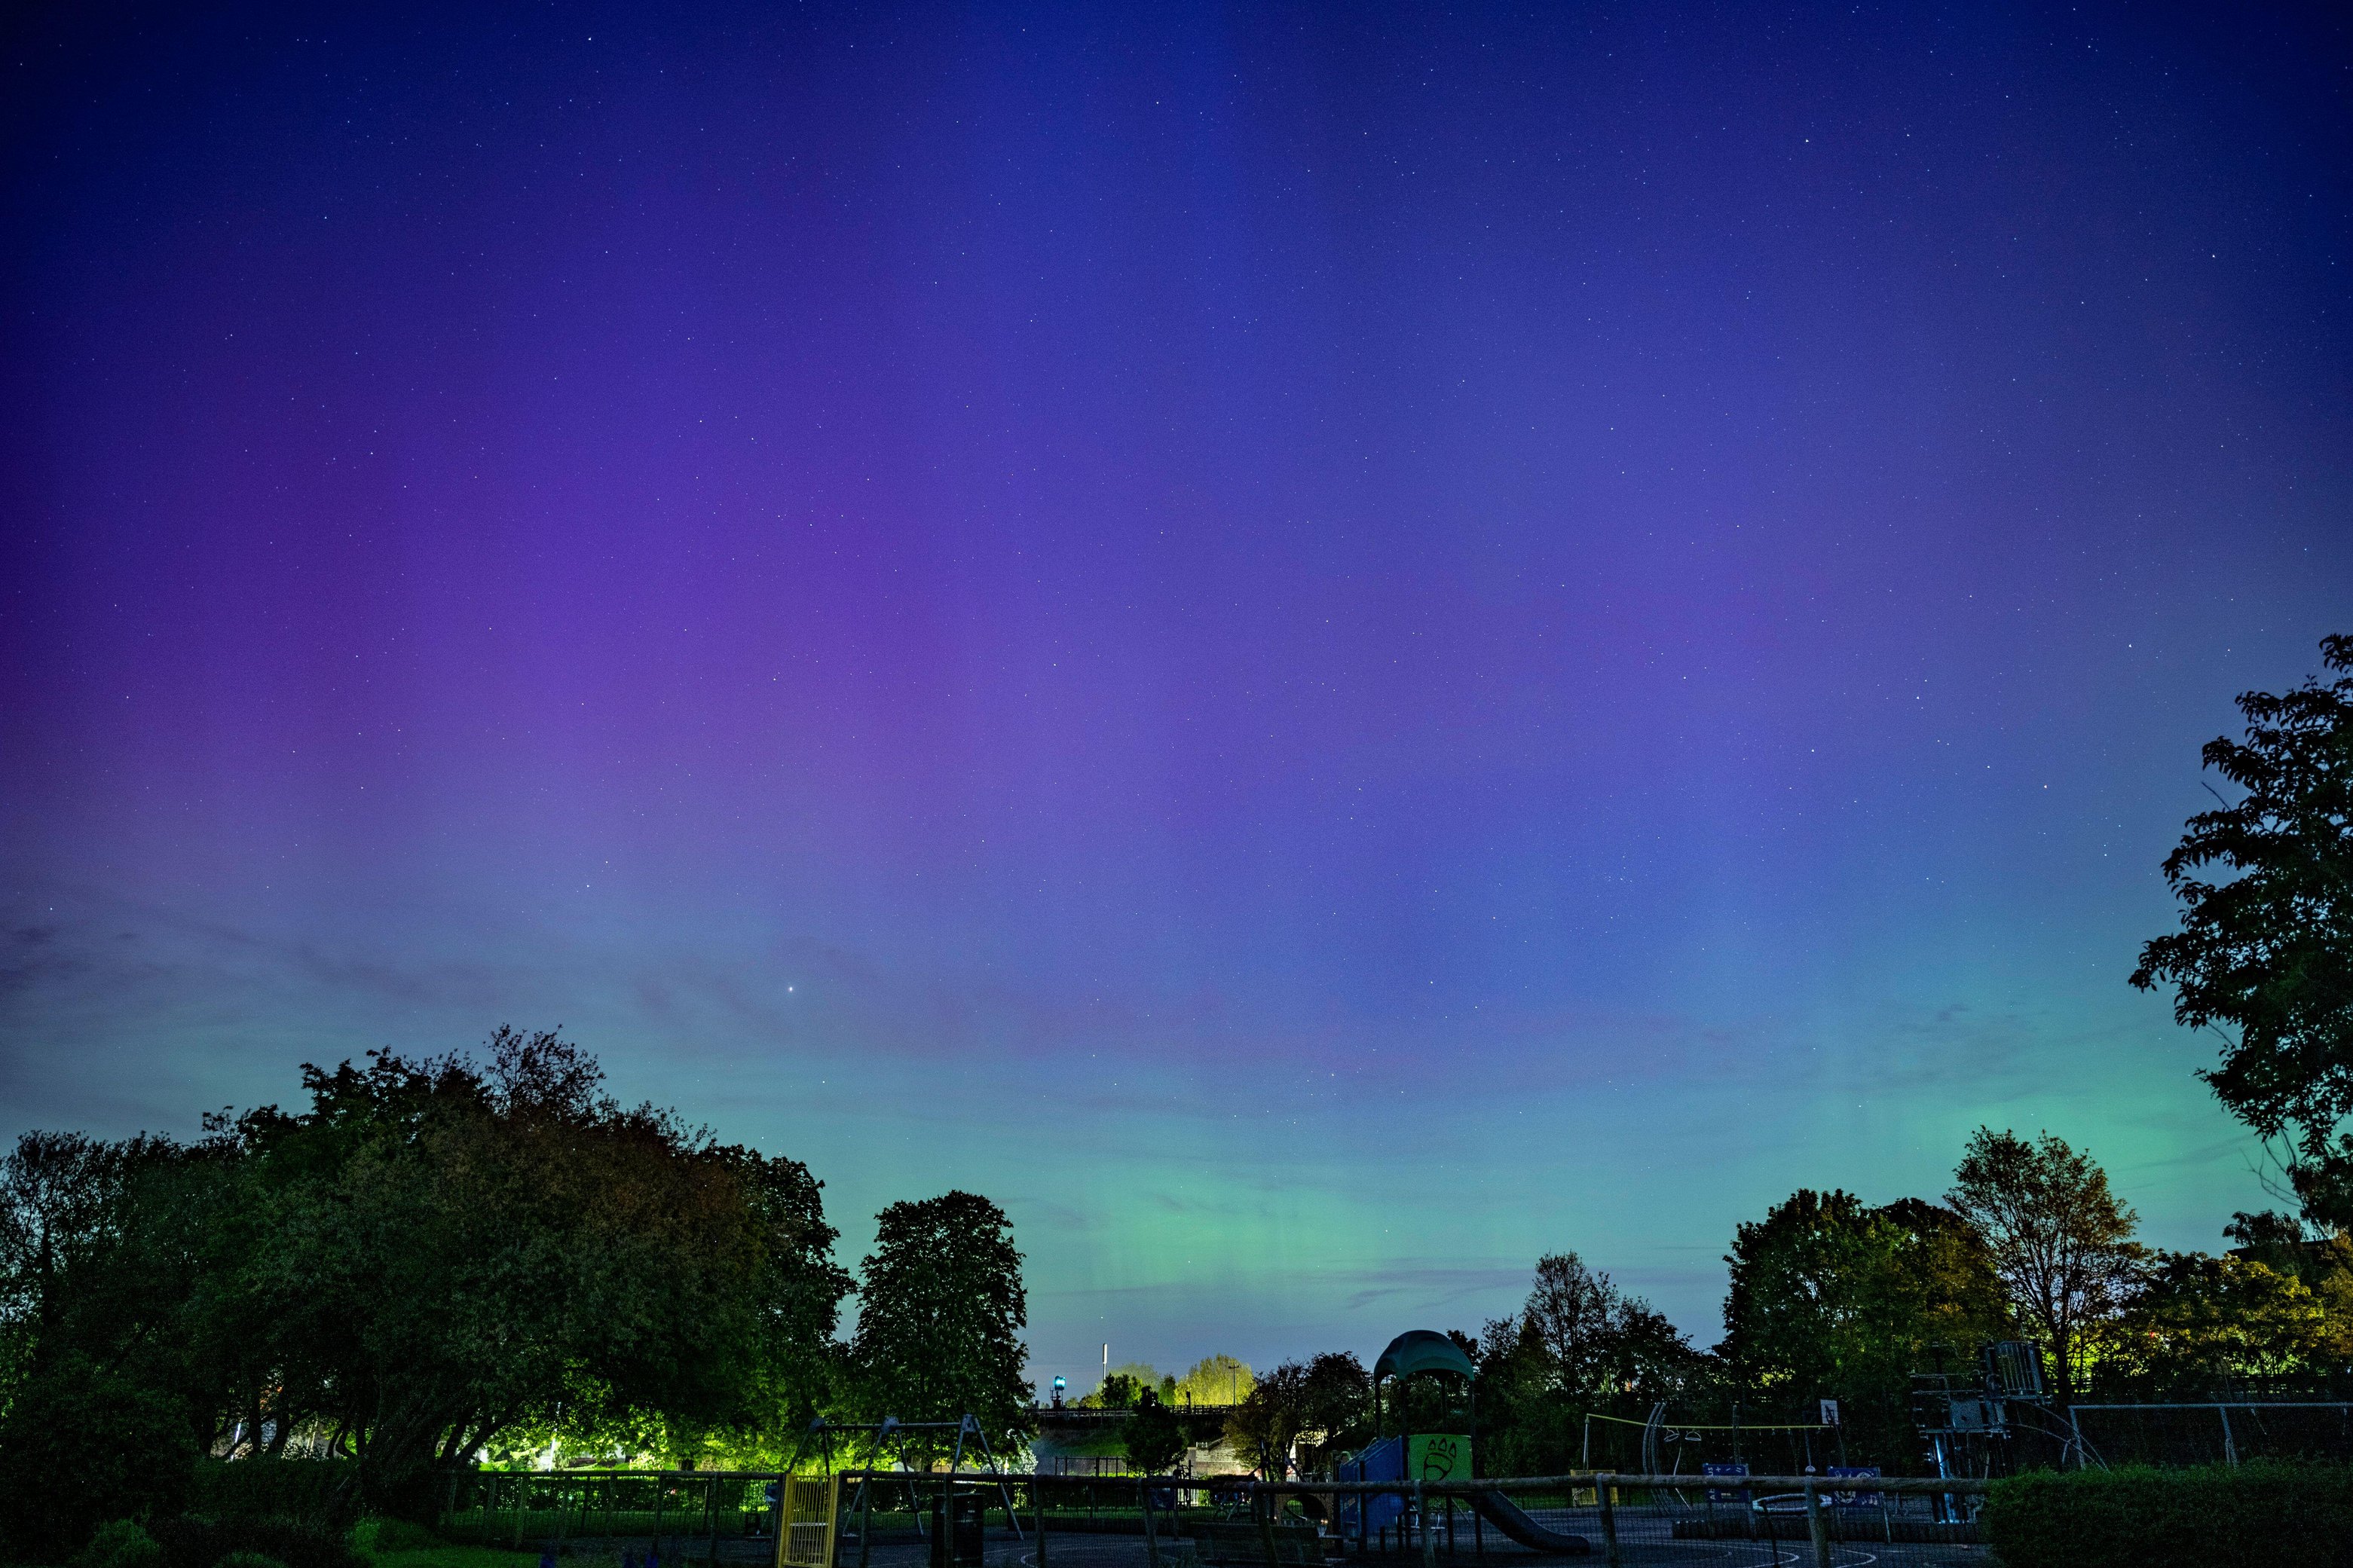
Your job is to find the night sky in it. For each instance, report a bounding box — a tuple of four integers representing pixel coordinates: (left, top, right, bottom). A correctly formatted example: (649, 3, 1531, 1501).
(5, 2, 2350, 1389)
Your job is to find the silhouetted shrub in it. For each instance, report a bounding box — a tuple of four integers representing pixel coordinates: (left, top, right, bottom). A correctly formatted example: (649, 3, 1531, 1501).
(350, 1520, 438, 1555)
(1982, 1461, 2353, 1568)
(71, 1521, 164, 1568)
(150, 1515, 363, 1568)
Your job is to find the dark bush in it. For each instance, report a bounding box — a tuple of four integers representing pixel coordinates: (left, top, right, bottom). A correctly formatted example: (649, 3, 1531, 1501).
(71, 1521, 165, 1568)
(1982, 1460, 2353, 1568)
(0, 1353, 197, 1562)
(189, 1461, 356, 1529)
(351, 1520, 438, 1554)
(216, 1554, 289, 1568)
(150, 1515, 365, 1568)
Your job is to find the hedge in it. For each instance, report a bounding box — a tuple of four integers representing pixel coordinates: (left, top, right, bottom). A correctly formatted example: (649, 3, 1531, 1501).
(1982, 1460, 2353, 1568)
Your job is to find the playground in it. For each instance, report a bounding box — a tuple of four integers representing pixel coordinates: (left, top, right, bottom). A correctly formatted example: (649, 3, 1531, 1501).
(439, 1335, 1993, 1568)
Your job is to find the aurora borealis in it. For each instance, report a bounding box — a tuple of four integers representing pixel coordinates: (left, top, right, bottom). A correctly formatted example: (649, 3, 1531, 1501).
(4, 2, 2350, 1389)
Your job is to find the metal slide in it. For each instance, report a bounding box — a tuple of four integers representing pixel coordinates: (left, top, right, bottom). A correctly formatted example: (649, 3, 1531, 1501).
(1467, 1492, 1593, 1557)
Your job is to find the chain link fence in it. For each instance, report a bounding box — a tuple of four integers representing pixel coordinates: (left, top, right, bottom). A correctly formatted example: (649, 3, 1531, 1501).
(2067, 1400, 2353, 1469)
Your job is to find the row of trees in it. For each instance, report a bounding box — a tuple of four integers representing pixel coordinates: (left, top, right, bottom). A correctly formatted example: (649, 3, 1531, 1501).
(1203, 637, 2351, 1482)
(1452, 631, 2353, 1476)
(1211, 1126, 2353, 1479)
(1085, 1353, 1256, 1411)
(0, 1032, 1034, 1556)
(3, 636, 2341, 1538)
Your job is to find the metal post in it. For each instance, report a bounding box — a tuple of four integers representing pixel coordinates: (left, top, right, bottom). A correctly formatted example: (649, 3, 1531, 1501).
(1253, 1484, 1276, 1568)
(858, 1469, 877, 1568)
(1416, 1481, 1435, 1568)
(1034, 1478, 1048, 1568)
(2218, 1404, 2238, 1466)
(1143, 1479, 1164, 1568)
(653, 1479, 667, 1563)
(1804, 1480, 1831, 1568)
(966, 1417, 1024, 1539)
(1593, 1475, 1620, 1568)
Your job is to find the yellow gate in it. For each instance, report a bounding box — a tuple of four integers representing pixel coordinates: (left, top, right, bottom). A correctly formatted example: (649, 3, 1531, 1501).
(776, 1475, 839, 1568)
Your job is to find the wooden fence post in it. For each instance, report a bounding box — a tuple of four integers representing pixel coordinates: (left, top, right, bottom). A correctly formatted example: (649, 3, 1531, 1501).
(1804, 1480, 1831, 1568)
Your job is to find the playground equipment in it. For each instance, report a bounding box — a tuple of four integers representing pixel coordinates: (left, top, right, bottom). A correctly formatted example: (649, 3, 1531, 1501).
(1336, 1330, 1593, 1558)
(779, 1412, 1025, 1568)
(1908, 1338, 2083, 1476)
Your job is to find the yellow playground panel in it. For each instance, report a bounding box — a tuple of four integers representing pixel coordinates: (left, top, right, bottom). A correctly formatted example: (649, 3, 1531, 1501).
(776, 1474, 839, 1568)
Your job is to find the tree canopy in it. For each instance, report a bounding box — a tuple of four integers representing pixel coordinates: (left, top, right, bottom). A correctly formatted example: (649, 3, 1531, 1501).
(1120, 1392, 1188, 1475)
(2134, 634, 2353, 1220)
(848, 1190, 1033, 1453)
(1721, 1189, 2009, 1464)
(1473, 1253, 1698, 1475)
(0, 1032, 852, 1545)
(1176, 1353, 1255, 1406)
(1948, 1128, 2143, 1404)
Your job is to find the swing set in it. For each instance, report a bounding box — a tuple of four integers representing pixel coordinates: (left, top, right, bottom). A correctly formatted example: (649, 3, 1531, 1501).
(775, 1414, 1027, 1568)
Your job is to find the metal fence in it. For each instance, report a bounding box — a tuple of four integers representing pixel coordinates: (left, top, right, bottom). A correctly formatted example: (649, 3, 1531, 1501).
(444, 1469, 792, 1563)
(1260, 1472, 1993, 1568)
(441, 1468, 1997, 1568)
(2069, 1401, 2353, 1469)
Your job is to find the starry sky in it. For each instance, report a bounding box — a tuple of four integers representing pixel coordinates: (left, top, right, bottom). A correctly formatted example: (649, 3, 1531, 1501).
(4, 2, 2350, 1391)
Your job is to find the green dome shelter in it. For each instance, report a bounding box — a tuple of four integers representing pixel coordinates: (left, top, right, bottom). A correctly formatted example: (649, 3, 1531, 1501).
(1371, 1330, 1477, 1476)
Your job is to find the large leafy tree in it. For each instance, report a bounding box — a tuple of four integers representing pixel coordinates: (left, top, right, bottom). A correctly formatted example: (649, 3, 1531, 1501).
(0, 1132, 212, 1557)
(1224, 1353, 1373, 1478)
(2133, 634, 2353, 1220)
(1224, 1360, 1312, 1478)
(1503, 1252, 1697, 1405)
(238, 1032, 846, 1514)
(2105, 1251, 2352, 1395)
(1299, 1351, 1372, 1448)
(1948, 1129, 2142, 1406)
(1174, 1353, 1254, 1407)
(0, 1030, 850, 1542)
(1722, 1191, 2009, 1466)
(1120, 1392, 1188, 1475)
(1475, 1253, 1699, 1475)
(848, 1191, 1033, 1453)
